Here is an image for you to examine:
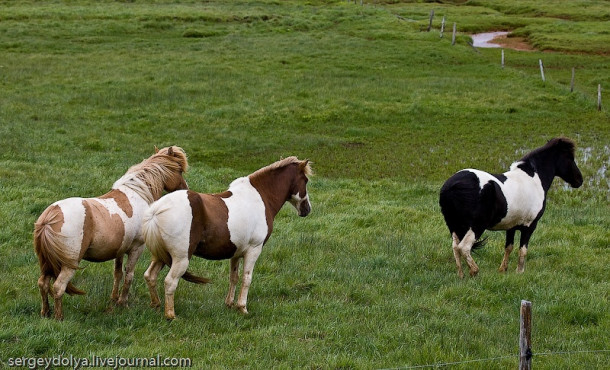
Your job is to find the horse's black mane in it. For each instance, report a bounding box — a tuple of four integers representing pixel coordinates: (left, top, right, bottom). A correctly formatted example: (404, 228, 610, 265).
(520, 137, 576, 162)
(518, 137, 577, 191)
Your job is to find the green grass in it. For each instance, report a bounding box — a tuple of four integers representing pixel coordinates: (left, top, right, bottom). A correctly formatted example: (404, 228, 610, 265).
(0, 0, 608, 368)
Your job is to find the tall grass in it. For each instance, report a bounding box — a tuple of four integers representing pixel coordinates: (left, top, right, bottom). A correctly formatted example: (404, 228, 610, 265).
(0, 1, 608, 368)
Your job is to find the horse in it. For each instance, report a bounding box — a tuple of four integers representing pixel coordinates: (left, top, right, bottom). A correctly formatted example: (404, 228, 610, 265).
(34, 146, 189, 320)
(439, 137, 583, 278)
(141, 156, 312, 320)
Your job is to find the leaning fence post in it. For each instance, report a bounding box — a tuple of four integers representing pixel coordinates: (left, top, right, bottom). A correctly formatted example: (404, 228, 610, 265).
(427, 10, 435, 32)
(598, 84, 602, 111)
(520, 300, 533, 370)
(451, 23, 456, 45)
(539, 59, 545, 82)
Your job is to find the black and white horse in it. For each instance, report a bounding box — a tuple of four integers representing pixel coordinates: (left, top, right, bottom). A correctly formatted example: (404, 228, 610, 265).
(439, 138, 583, 278)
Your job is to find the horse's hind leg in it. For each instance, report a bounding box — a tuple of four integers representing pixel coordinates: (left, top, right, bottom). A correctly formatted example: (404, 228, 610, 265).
(110, 256, 124, 302)
(163, 258, 189, 320)
(224, 257, 240, 308)
(451, 233, 464, 279)
(118, 243, 145, 305)
(144, 259, 164, 308)
(52, 267, 76, 321)
(459, 229, 479, 277)
(498, 229, 516, 272)
(38, 274, 52, 317)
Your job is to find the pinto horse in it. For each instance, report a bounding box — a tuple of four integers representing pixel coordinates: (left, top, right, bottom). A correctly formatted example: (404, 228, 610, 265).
(439, 138, 583, 278)
(34, 146, 189, 320)
(142, 156, 312, 320)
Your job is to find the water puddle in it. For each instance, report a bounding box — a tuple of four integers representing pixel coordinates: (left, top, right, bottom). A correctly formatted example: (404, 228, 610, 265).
(471, 31, 509, 48)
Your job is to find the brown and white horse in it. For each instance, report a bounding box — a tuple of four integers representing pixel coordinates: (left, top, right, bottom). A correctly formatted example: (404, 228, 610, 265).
(142, 157, 312, 320)
(34, 146, 189, 320)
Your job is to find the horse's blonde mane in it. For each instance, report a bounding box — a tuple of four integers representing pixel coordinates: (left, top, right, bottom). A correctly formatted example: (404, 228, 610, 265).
(250, 156, 312, 178)
(113, 146, 188, 203)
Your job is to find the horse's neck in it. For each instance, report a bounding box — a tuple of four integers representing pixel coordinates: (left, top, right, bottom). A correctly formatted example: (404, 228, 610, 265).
(248, 171, 291, 219)
(520, 154, 556, 192)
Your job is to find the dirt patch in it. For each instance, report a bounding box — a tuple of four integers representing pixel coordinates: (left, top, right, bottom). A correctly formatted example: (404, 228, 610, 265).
(490, 34, 535, 51)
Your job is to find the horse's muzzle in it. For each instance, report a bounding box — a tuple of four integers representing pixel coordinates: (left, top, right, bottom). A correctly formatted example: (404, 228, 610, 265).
(298, 201, 311, 217)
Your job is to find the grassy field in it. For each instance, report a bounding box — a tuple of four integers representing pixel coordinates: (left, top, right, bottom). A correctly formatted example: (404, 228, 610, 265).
(0, 0, 608, 368)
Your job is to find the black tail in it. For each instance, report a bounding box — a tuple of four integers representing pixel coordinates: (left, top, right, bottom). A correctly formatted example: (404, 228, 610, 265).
(472, 237, 488, 250)
(181, 271, 212, 285)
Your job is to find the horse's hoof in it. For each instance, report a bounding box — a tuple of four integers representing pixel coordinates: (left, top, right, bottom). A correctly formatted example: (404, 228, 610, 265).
(150, 301, 161, 309)
(165, 313, 176, 321)
(237, 306, 248, 314)
(41, 310, 51, 318)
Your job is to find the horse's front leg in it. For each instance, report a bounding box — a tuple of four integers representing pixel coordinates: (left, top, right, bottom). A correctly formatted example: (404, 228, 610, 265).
(224, 257, 240, 308)
(498, 229, 516, 272)
(111, 256, 124, 302)
(118, 243, 146, 305)
(517, 222, 538, 273)
(236, 246, 263, 314)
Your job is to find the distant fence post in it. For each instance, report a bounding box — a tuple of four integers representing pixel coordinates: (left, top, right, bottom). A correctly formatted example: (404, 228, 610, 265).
(570, 67, 575, 92)
(598, 84, 602, 111)
(501, 49, 505, 69)
(427, 10, 434, 31)
(451, 23, 456, 45)
(539, 59, 545, 82)
(440, 16, 445, 38)
(520, 300, 533, 370)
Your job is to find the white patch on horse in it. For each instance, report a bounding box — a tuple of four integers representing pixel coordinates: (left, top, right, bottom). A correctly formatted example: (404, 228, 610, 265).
(54, 198, 87, 261)
(466, 166, 545, 230)
(223, 177, 268, 256)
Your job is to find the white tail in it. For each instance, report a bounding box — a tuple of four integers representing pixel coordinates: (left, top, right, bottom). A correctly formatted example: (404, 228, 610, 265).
(142, 201, 173, 267)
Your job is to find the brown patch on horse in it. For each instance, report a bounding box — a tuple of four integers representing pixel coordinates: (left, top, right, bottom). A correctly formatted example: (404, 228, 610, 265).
(34, 205, 85, 295)
(189, 191, 237, 260)
(99, 189, 133, 218)
(80, 199, 126, 262)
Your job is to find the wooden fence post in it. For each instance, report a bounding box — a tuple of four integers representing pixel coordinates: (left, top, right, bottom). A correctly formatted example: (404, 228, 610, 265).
(570, 67, 575, 92)
(520, 300, 532, 370)
(440, 16, 445, 38)
(501, 49, 505, 69)
(427, 10, 434, 32)
(598, 84, 602, 111)
(539, 59, 545, 82)
(451, 23, 456, 45)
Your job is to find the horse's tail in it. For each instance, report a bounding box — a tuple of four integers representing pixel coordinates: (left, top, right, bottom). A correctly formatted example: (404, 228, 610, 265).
(142, 201, 174, 268)
(142, 197, 210, 285)
(472, 237, 488, 250)
(33, 206, 85, 296)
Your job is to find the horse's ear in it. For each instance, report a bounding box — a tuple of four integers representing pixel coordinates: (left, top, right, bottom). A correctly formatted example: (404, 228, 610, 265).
(299, 159, 312, 175)
(168, 146, 174, 156)
(154, 146, 159, 153)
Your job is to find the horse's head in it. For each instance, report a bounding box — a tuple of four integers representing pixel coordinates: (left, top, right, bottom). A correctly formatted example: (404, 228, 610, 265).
(288, 159, 312, 217)
(552, 138, 583, 188)
(154, 146, 189, 192)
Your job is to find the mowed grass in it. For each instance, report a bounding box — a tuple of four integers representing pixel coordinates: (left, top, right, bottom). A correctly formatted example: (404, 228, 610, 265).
(0, 1, 608, 368)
